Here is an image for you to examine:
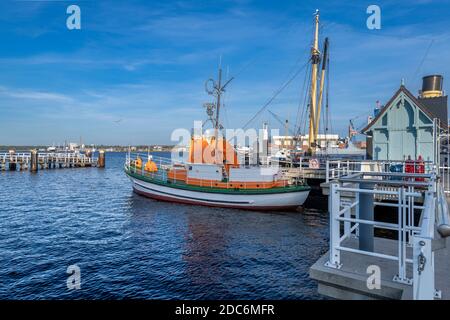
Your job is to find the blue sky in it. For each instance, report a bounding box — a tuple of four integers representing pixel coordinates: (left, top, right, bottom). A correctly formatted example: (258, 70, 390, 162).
(0, 0, 449, 145)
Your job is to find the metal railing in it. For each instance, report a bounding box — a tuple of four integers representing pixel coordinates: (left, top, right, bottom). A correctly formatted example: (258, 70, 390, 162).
(0, 152, 98, 166)
(325, 170, 440, 299)
(325, 159, 435, 183)
(438, 132, 450, 195)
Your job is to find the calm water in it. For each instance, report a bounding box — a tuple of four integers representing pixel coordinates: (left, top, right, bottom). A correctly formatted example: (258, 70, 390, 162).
(0, 152, 329, 299)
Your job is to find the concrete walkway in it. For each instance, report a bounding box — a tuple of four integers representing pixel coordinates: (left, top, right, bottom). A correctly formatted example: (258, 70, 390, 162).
(310, 236, 450, 300)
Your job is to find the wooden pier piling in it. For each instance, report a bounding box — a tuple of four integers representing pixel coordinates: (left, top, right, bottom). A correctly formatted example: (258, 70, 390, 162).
(98, 150, 105, 168)
(30, 149, 38, 172)
(8, 150, 16, 171)
(0, 151, 100, 172)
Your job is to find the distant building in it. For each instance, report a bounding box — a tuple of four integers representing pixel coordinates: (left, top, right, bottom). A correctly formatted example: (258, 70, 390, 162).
(363, 75, 448, 163)
(68, 143, 79, 151)
(272, 134, 340, 150)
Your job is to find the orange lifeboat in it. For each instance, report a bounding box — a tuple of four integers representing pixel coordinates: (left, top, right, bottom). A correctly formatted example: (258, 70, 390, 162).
(134, 156, 142, 169)
(144, 156, 158, 173)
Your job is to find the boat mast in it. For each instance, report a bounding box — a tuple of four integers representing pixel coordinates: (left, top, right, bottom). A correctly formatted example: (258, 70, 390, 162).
(214, 67, 223, 164)
(308, 10, 320, 155)
(315, 37, 329, 145)
(205, 60, 234, 164)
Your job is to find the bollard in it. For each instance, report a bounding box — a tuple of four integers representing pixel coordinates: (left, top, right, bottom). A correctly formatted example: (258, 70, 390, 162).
(30, 149, 38, 173)
(98, 150, 105, 168)
(359, 182, 374, 252)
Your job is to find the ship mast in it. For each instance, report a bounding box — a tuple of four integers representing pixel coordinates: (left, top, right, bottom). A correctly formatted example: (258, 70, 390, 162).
(307, 10, 329, 155)
(308, 10, 321, 155)
(205, 61, 234, 164)
(214, 67, 223, 164)
(315, 37, 329, 144)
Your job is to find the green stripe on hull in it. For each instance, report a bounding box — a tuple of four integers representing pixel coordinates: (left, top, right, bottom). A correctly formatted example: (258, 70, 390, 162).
(125, 168, 310, 195)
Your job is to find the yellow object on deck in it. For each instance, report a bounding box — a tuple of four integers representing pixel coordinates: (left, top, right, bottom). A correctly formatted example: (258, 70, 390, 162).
(145, 160, 158, 172)
(135, 157, 142, 169)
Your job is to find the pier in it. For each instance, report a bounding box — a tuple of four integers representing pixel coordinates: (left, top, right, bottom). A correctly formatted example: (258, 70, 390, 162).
(0, 150, 104, 171)
(309, 162, 450, 300)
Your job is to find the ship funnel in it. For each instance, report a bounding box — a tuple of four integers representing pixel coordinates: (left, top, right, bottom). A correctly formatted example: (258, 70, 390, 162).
(420, 75, 443, 98)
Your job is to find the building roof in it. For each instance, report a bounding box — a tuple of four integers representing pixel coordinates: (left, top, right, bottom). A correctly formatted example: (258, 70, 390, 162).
(362, 85, 448, 133)
(418, 95, 448, 126)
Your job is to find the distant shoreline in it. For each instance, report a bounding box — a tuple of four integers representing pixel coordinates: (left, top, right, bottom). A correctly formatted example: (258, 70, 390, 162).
(0, 146, 176, 152)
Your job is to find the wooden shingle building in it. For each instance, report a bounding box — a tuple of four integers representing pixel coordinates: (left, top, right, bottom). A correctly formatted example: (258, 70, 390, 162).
(363, 75, 448, 163)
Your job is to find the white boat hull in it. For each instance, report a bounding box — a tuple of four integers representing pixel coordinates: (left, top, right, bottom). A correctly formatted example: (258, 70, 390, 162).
(128, 176, 310, 210)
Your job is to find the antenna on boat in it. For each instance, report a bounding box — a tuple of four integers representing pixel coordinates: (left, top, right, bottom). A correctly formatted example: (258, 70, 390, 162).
(205, 58, 235, 163)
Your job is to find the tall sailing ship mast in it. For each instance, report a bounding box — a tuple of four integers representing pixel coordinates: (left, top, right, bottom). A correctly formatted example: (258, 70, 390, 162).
(307, 10, 329, 155)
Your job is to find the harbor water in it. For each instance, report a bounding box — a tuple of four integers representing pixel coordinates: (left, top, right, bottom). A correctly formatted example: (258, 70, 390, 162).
(0, 152, 328, 299)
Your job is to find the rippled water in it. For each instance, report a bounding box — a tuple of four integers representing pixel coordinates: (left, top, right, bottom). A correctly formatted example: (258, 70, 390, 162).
(0, 152, 329, 299)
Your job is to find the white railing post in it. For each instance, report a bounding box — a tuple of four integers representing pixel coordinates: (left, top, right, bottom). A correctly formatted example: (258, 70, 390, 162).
(413, 190, 438, 299)
(337, 161, 341, 178)
(413, 236, 436, 300)
(326, 160, 330, 183)
(346, 160, 350, 176)
(393, 186, 412, 284)
(355, 190, 360, 238)
(325, 182, 342, 269)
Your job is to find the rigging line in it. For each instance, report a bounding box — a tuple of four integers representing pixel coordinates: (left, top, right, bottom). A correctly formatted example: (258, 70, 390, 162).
(285, 44, 314, 137)
(297, 23, 316, 138)
(294, 58, 311, 136)
(222, 68, 231, 130)
(299, 98, 308, 137)
(270, 50, 309, 133)
(411, 39, 434, 85)
(299, 63, 312, 137)
(326, 53, 332, 142)
(321, 58, 328, 153)
(222, 97, 230, 131)
(322, 22, 436, 41)
(241, 58, 311, 130)
(226, 19, 313, 84)
(232, 55, 261, 80)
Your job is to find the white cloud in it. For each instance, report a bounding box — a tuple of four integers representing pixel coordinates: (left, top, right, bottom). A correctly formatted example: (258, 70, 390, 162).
(0, 86, 74, 103)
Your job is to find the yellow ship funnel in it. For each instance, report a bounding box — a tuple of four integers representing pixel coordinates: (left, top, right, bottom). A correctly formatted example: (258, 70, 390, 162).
(420, 75, 443, 98)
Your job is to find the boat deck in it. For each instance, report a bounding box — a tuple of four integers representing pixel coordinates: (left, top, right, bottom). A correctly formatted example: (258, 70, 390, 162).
(125, 166, 311, 194)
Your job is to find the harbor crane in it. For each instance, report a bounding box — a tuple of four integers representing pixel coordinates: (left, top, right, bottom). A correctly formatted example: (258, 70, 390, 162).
(268, 110, 296, 149)
(348, 113, 372, 143)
